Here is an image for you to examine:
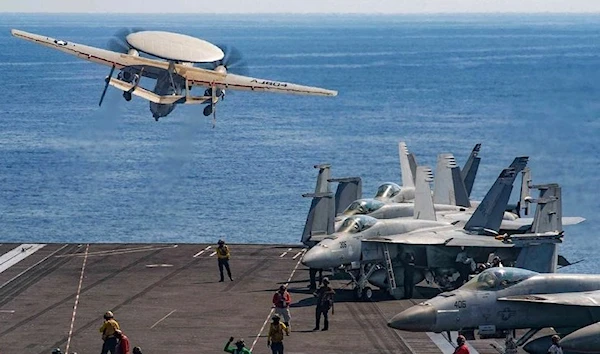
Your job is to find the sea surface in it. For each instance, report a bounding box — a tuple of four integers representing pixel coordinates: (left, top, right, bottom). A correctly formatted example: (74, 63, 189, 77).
(0, 14, 598, 273)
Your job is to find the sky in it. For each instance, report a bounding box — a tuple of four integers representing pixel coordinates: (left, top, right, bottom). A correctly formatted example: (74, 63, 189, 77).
(2, 0, 600, 13)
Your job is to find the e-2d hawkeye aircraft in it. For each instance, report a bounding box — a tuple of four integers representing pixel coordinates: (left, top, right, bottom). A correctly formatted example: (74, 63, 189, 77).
(11, 29, 337, 121)
(388, 266, 600, 354)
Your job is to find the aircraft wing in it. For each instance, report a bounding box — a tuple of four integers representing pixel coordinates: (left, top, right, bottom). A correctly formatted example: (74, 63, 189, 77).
(499, 291, 600, 307)
(10, 29, 225, 82)
(205, 73, 338, 97)
(363, 229, 514, 247)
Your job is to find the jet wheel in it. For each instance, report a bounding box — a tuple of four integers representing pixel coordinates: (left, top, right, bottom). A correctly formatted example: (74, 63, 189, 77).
(203, 105, 212, 117)
(362, 287, 373, 301)
(123, 91, 132, 102)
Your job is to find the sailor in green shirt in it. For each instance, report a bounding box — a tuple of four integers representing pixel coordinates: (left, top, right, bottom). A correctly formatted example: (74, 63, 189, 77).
(224, 337, 252, 354)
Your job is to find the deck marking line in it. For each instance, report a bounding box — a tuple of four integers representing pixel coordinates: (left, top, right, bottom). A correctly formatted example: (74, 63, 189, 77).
(150, 309, 176, 329)
(0, 244, 69, 290)
(55, 245, 176, 258)
(0, 310, 15, 313)
(193, 246, 212, 258)
(251, 249, 305, 352)
(65, 244, 90, 354)
(209, 251, 217, 257)
(279, 248, 293, 258)
(0, 244, 46, 274)
(292, 251, 304, 259)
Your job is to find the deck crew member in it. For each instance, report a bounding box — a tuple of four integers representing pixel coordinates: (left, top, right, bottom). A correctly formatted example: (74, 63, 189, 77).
(403, 253, 416, 299)
(313, 277, 335, 331)
(224, 337, 251, 354)
(491, 256, 504, 268)
(454, 335, 470, 354)
(114, 329, 130, 354)
(548, 335, 563, 354)
(272, 285, 292, 328)
(267, 314, 289, 354)
(217, 239, 233, 282)
(99, 311, 120, 354)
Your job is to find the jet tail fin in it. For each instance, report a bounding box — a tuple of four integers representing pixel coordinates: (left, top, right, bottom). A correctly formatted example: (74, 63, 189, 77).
(513, 184, 562, 273)
(399, 142, 415, 188)
(414, 166, 436, 221)
(464, 157, 528, 233)
(329, 176, 362, 216)
(433, 154, 470, 207)
(301, 164, 335, 246)
(519, 167, 533, 216)
(461, 143, 481, 197)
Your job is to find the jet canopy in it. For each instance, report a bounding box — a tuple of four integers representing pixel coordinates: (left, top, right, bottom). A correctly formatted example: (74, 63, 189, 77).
(462, 268, 538, 291)
(343, 199, 385, 216)
(337, 215, 378, 234)
(375, 183, 401, 199)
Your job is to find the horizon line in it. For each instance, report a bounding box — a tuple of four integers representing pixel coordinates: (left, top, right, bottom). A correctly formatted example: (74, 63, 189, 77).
(2, 11, 600, 15)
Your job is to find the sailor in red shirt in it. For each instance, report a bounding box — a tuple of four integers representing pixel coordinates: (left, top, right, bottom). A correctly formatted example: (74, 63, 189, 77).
(114, 330, 130, 354)
(272, 285, 292, 328)
(454, 335, 470, 354)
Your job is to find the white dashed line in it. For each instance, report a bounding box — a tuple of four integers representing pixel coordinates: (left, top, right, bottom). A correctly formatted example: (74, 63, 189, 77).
(209, 251, 217, 257)
(150, 310, 176, 329)
(65, 244, 90, 354)
(193, 246, 212, 258)
(279, 248, 293, 258)
(292, 251, 304, 260)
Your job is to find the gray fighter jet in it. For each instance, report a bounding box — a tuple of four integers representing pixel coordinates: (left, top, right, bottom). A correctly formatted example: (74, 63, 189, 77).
(388, 266, 600, 354)
(301, 158, 533, 299)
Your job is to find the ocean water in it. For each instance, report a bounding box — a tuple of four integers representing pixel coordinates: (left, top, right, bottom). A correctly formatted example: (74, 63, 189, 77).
(0, 14, 598, 273)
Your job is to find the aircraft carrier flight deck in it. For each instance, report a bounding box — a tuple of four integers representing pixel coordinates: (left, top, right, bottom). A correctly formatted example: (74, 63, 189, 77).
(0, 243, 533, 354)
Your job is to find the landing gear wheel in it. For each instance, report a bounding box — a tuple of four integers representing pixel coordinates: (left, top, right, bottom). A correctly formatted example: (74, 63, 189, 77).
(362, 287, 373, 300)
(354, 288, 362, 300)
(123, 91, 132, 101)
(203, 105, 212, 117)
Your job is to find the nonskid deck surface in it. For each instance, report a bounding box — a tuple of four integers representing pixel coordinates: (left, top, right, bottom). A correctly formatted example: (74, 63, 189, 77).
(0, 243, 526, 354)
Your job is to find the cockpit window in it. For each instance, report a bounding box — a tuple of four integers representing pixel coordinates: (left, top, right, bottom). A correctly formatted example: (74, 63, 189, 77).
(375, 183, 401, 199)
(462, 268, 538, 291)
(343, 199, 385, 216)
(337, 215, 378, 234)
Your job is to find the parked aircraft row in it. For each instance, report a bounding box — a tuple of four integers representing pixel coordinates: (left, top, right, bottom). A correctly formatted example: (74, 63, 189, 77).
(299, 142, 584, 301)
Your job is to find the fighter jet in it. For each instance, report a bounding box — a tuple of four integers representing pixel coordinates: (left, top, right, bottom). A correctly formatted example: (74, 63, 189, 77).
(387, 266, 600, 354)
(301, 157, 530, 299)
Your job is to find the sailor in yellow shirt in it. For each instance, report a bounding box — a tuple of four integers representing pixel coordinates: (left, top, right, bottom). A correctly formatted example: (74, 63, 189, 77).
(217, 239, 233, 282)
(267, 314, 289, 354)
(99, 311, 121, 354)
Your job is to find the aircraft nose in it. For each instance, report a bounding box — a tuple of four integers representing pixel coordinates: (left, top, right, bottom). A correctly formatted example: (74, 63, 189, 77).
(388, 305, 436, 332)
(301, 245, 330, 269)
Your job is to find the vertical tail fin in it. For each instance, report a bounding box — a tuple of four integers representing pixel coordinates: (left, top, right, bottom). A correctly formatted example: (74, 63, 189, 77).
(464, 157, 528, 233)
(414, 166, 436, 221)
(461, 143, 481, 197)
(301, 164, 335, 246)
(519, 167, 533, 217)
(515, 184, 562, 272)
(433, 154, 470, 207)
(399, 142, 415, 188)
(329, 176, 362, 216)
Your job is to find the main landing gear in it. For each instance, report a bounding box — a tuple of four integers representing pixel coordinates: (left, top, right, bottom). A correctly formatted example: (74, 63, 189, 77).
(347, 263, 379, 301)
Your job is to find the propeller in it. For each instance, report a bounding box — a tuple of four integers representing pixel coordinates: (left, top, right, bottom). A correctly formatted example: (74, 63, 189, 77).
(99, 65, 116, 106)
(212, 44, 249, 76)
(107, 27, 145, 54)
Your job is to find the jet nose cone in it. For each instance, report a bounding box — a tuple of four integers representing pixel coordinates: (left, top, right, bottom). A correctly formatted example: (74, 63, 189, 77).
(301, 245, 329, 269)
(388, 305, 436, 332)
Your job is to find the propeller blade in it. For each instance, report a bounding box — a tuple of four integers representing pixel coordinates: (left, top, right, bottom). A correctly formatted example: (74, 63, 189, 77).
(214, 44, 249, 76)
(211, 84, 217, 128)
(99, 65, 116, 106)
(106, 27, 145, 53)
